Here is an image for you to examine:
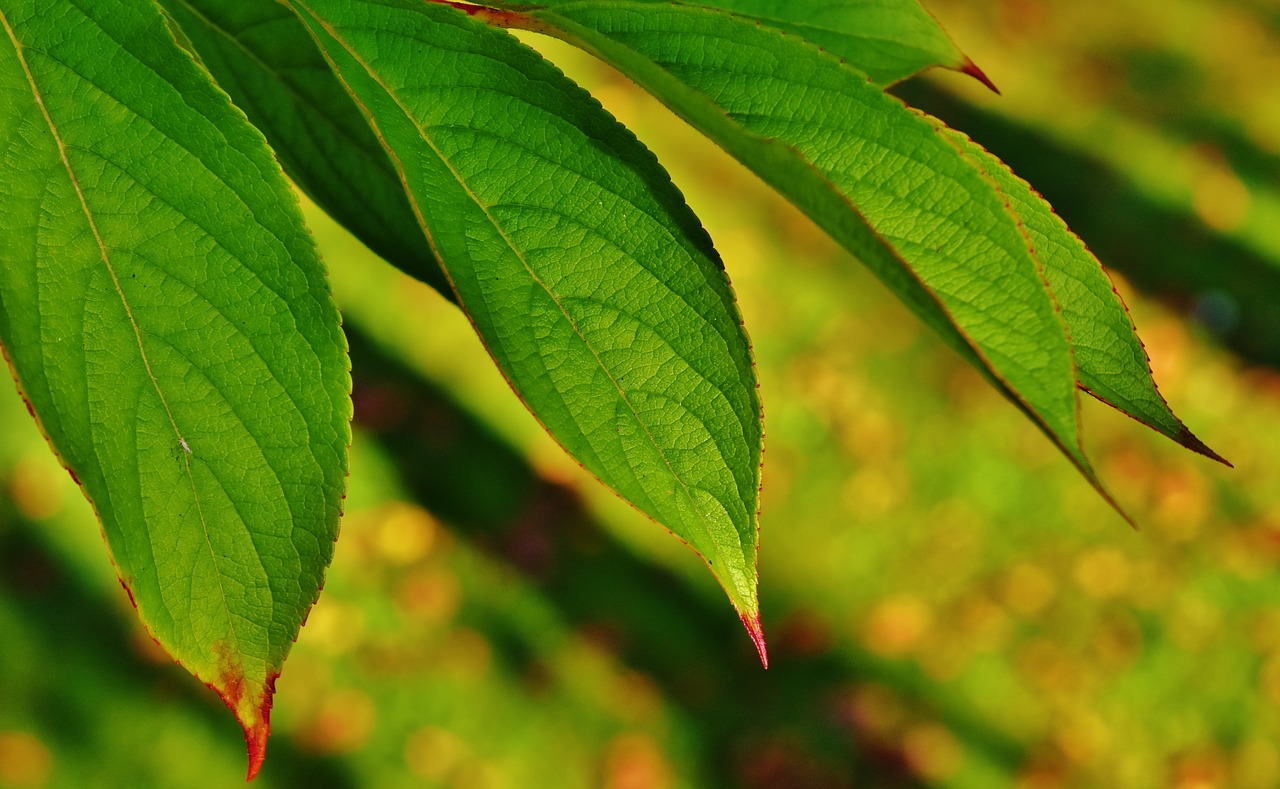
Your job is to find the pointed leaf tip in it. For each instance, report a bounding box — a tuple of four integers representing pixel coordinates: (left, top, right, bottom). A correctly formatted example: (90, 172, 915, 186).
(243, 711, 270, 782)
(206, 664, 277, 781)
(1176, 425, 1232, 468)
(243, 672, 278, 780)
(959, 58, 1001, 95)
(740, 612, 768, 669)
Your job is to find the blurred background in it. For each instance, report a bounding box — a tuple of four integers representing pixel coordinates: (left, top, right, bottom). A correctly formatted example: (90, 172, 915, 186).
(2, 1, 1278, 786)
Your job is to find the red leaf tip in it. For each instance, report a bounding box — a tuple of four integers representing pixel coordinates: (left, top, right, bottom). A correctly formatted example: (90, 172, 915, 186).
(206, 655, 277, 781)
(244, 717, 269, 781)
(740, 613, 769, 669)
(242, 672, 278, 781)
(959, 58, 1001, 95)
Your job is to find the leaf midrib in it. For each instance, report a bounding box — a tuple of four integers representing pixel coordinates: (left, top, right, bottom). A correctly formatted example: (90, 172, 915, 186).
(0, 6, 242, 658)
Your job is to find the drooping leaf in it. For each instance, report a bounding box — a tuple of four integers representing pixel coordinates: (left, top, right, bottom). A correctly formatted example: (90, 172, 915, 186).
(511, 0, 989, 88)
(0, 0, 350, 777)
(284, 0, 766, 653)
(473, 2, 1126, 509)
(940, 128, 1227, 464)
(717, 0, 975, 85)
(158, 0, 451, 297)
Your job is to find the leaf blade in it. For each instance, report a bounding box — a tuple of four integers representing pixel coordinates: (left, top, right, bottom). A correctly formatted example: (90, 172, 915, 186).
(286, 0, 765, 633)
(486, 0, 984, 87)
(941, 127, 1227, 464)
(712, 0, 967, 85)
(0, 0, 350, 775)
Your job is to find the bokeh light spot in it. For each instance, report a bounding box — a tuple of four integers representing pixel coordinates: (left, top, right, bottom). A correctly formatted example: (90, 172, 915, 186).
(862, 595, 933, 658)
(0, 731, 52, 788)
(604, 732, 673, 789)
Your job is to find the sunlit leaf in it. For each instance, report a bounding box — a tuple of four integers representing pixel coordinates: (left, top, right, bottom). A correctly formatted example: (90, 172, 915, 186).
(0, 0, 350, 776)
(284, 0, 766, 652)
(718, 0, 969, 85)
(941, 128, 1227, 464)
(478, 1, 1127, 509)
(533, 0, 989, 87)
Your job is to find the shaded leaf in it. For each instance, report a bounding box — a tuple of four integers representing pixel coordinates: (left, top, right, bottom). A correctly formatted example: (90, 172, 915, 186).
(159, 0, 451, 297)
(0, 0, 350, 776)
(285, 0, 766, 650)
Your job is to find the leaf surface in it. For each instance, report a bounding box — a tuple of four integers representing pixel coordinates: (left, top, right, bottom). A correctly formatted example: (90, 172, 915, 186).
(941, 129, 1226, 463)
(159, 0, 451, 297)
(285, 0, 766, 649)
(505, 0, 977, 86)
(480, 1, 1123, 505)
(0, 0, 350, 776)
(709, 0, 971, 85)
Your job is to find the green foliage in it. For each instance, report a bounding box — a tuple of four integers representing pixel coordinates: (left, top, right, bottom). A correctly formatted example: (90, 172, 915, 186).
(0, 0, 1222, 777)
(0, 0, 349, 773)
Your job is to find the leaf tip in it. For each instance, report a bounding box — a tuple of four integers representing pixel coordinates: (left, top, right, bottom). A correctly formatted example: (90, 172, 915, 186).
(1101, 486, 1139, 531)
(740, 612, 768, 669)
(1178, 426, 1233, 468)
(206, 658, 278, 781)
(242, 701, 271, 782)
(1071, 455, 1139, 530)
(240, 671, 277, 781)
(959, 57, 1001, 95)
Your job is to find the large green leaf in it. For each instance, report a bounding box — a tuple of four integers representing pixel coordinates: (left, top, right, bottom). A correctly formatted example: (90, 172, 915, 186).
(158, 0, 451, 298)
(284, 0, 766, 652)
(472, 2, 1128, 505)
(0, 0, 350, 777)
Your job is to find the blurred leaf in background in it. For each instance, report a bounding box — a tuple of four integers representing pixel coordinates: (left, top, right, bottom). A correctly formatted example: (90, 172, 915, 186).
(1, 1, 1276, 788)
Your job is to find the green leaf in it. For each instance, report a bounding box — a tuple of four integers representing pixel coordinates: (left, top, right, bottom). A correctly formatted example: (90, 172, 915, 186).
(941, 128, 1227, 464)
(284, 0, 766, 651)
(707, 0, 976, 85)
(0, 0, 350, 777)
(158, 0, 452, 298)
(495, 0, 986, 88)
(479, 2, 1123, 508)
